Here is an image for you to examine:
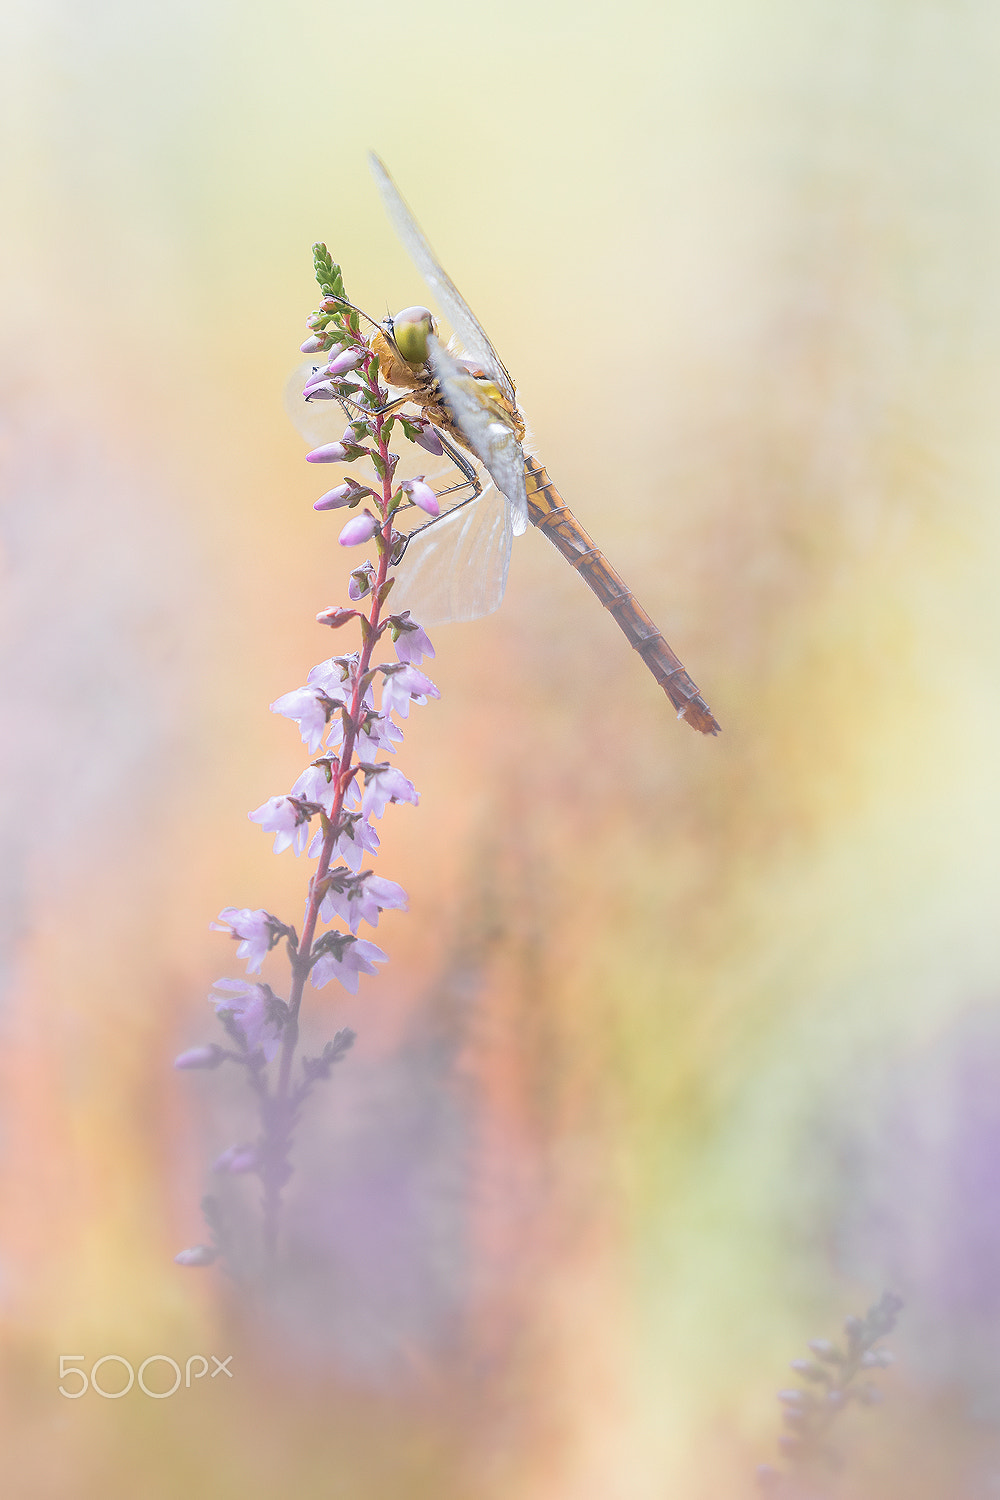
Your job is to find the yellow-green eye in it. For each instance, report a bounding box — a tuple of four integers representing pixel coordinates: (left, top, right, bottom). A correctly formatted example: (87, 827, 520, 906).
(391, 306, 435, 366)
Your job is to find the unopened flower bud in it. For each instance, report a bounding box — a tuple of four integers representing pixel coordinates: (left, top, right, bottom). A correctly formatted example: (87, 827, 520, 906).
(316, 607, 358, 629)
(300, 335, 327, 353)
(174, 1245, 218, 1267)
(213, 1144, 258, 1174)
(807, 1339, 842, 1362)
(400, 477, 440, 516)
(339, 511, 379, 546)
(411, 421, 444, 456)
(349, 562, 374, 599)
(306, 442, 349, 463)
(173, 1045, 226, 1071)
(302, 369, 335, 394)
(326, 346, 367, 377)
(314, 480, 373, 512)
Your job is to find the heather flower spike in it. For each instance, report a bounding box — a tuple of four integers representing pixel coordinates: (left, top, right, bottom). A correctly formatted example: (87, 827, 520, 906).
(757, 1292, 903, 1494)
(177, 250, 438, 1283)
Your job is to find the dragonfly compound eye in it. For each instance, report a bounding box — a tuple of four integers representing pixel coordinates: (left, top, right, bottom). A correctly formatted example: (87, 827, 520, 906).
(391, 306, 436, 366)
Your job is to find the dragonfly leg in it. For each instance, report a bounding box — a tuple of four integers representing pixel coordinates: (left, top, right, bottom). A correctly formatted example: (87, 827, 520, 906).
(433, 432, 481, 495)
(391, 456, 486, 566)
(366, 396, 479, 502)
(371, 392, 417, 419)
(392, 485, 488, 564)
(305, 388, 376, 425)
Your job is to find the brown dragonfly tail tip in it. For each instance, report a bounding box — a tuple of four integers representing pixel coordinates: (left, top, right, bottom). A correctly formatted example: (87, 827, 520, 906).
(678, 700, 722, 736)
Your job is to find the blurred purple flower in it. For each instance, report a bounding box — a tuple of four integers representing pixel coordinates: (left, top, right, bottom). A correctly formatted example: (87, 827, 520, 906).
(248, 795, 313, 855)
(212, 1143, 260, 1174)
(319, 868, 408, 933)
(174, 1245, 218, 1267)
(290, 758, 361, 816)
(173, 1045, 226, 1071)
(310, 935, 388, 994)
(210, 978, 286, 1061)
(381, 664, 440, 719)
(271, 685, 334, 752)
(210, 907, 283, 974)
(332, 813, 380, 872)
(362, 765, 418, 820)
(390, 612, 435, 665)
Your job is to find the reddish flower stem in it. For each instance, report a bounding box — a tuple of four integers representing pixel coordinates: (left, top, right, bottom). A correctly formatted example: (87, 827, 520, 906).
(260, 345, 396, 1272)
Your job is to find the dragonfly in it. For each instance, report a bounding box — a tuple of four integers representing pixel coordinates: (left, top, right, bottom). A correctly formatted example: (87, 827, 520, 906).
(296, 155, 721, 736)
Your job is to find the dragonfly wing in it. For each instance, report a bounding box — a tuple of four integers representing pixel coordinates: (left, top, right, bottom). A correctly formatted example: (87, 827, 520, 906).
(391, 482, 513, 626)
(428, 337, 529, 537)
(284, 360, 348, 446)
(369, 153, 518, 410)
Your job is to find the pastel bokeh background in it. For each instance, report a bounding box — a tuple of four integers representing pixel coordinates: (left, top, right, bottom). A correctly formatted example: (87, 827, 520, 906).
(3, 0, 1000, 1495)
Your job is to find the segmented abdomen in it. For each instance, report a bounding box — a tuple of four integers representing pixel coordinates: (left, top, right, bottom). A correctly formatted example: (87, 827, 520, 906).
(524, 457, 720, 735)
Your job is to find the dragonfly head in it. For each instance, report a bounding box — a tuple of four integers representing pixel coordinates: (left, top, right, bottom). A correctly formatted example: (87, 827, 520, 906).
(388, 306, 436, 367)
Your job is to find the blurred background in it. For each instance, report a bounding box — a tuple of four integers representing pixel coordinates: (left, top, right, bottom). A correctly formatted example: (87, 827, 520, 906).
(3, 0, 1000, 1495)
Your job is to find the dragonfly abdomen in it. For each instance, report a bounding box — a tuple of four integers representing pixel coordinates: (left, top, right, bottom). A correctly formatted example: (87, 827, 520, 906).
(523, 457, 720, 735)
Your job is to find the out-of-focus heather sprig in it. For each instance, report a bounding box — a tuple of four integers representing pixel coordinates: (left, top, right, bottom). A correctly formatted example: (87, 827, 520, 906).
(757, 1291, 903, 1497)
(175, 246, 440, 1281)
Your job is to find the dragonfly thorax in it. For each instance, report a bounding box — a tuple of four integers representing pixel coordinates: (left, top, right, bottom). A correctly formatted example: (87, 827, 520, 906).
(369, 313, 526, 466)
(371, 319, 434, 394)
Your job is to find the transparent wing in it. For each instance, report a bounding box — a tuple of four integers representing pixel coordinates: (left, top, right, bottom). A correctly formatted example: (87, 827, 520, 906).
(369, 153, 518, 410)
(427, 337, 528, 537)
(390, 482, 513, 626)
(284, 360, 347, 446)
